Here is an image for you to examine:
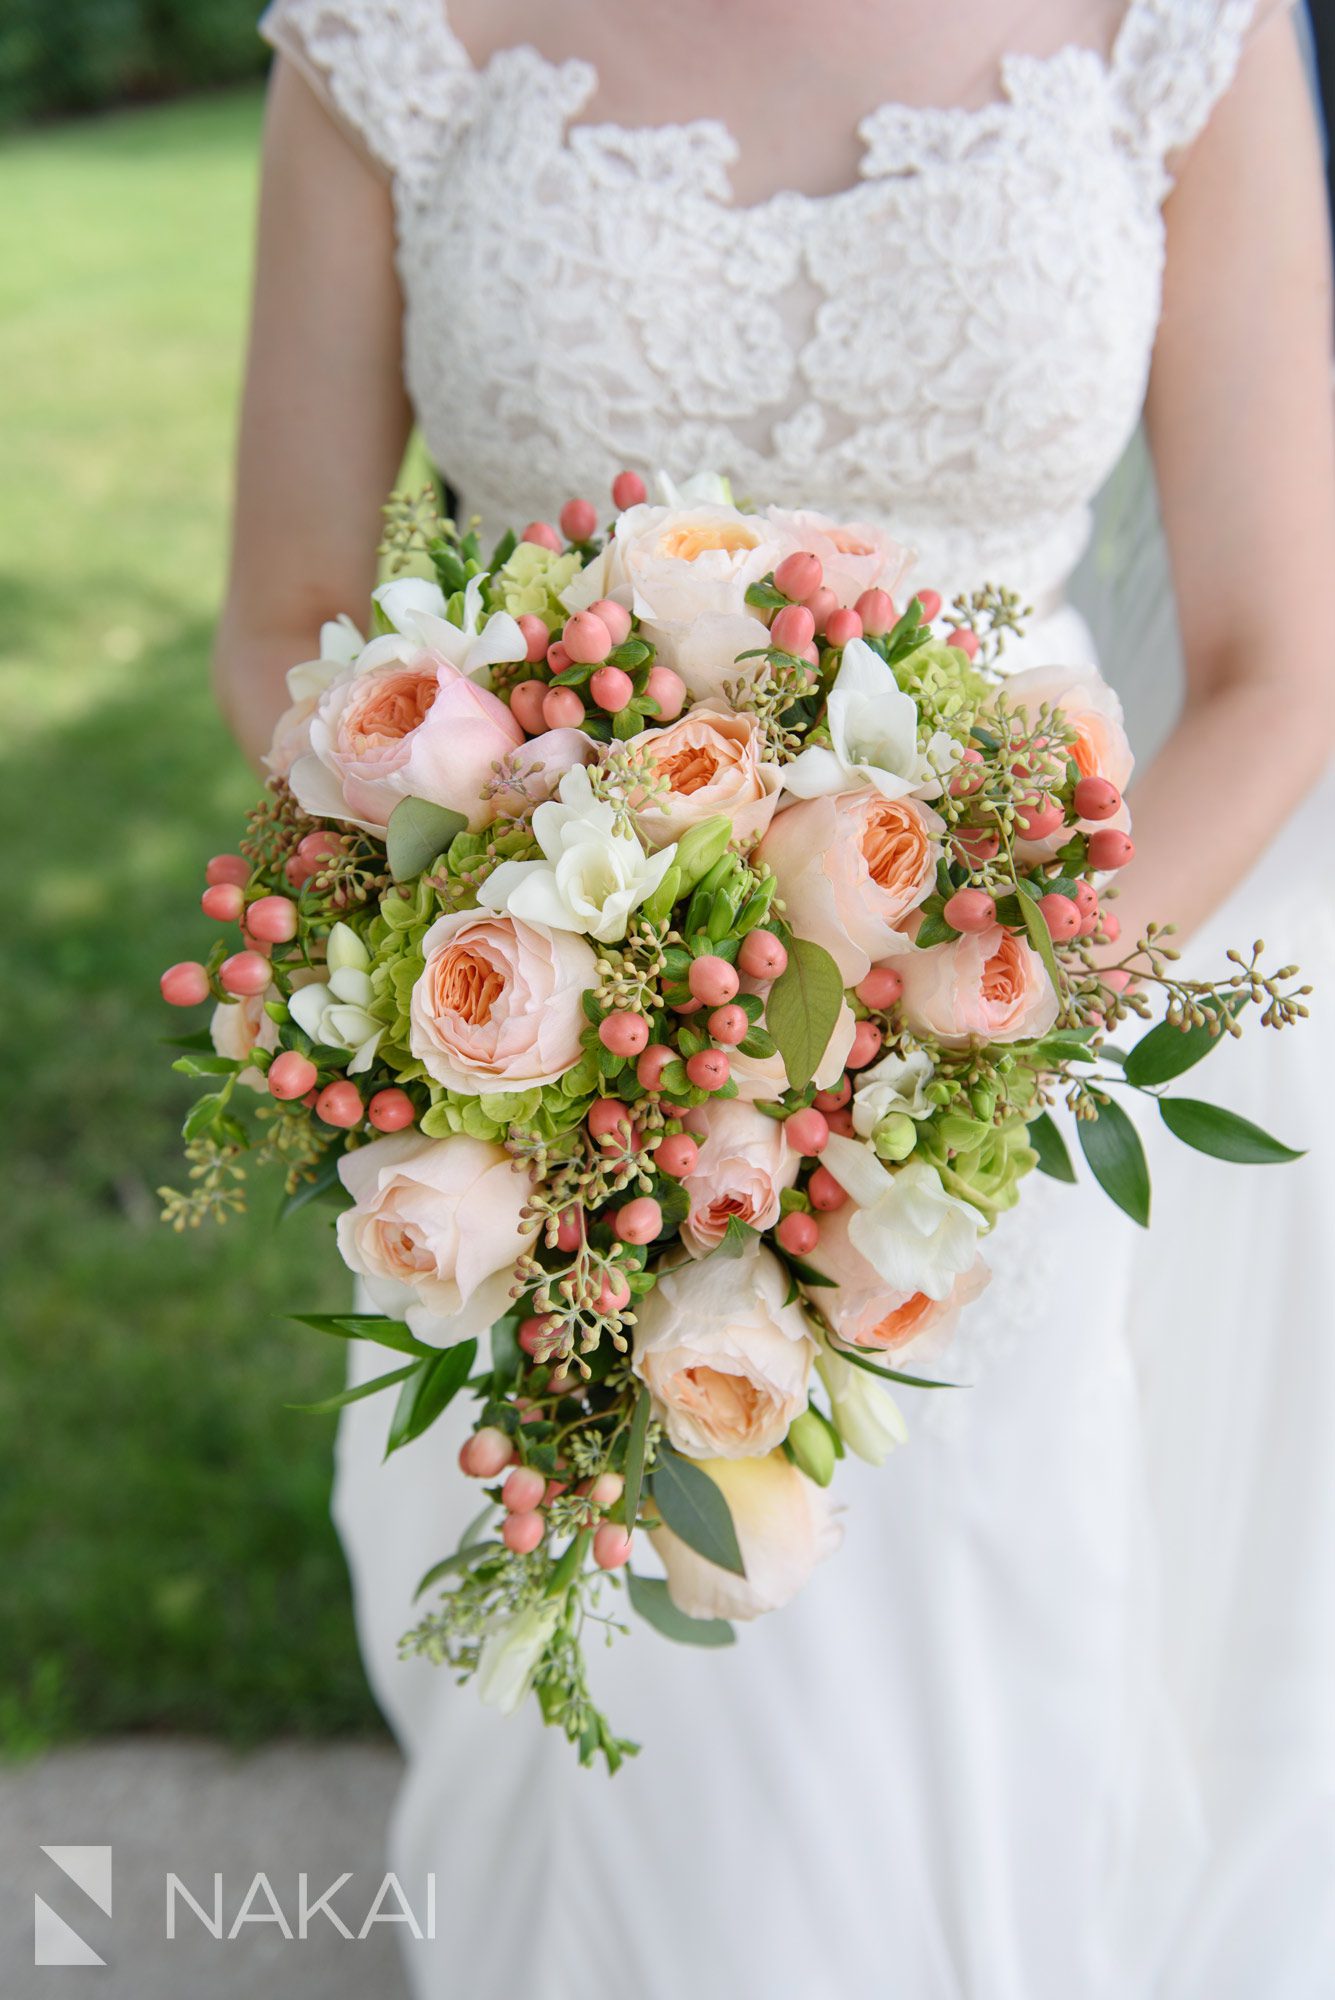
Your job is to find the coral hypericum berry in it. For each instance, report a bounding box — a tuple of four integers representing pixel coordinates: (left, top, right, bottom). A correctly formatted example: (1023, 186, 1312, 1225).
(268, 1051, 318, 1100)
(611, 469, 647, 509)
(160, 961, 210, 1007)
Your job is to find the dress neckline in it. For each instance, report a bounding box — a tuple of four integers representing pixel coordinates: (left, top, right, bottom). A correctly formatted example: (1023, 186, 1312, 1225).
(440, 0, 1148, 218)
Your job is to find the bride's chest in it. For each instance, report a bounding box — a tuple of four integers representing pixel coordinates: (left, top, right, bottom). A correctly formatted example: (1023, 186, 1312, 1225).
(394, 48, 1167, 525)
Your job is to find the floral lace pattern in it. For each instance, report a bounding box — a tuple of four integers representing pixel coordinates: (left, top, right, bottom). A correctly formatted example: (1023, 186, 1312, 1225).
(261, 0, 1260, 603)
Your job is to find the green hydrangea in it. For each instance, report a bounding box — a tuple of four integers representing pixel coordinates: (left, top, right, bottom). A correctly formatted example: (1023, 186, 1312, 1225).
(420, 1051, 600, 1146)
(493, 543, 585, 627)
(919, 1110, 1038, 1222)
(893, 638, 990, 740)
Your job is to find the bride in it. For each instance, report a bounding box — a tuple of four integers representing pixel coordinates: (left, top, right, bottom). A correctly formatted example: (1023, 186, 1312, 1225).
(216, 4, 1335, 1995)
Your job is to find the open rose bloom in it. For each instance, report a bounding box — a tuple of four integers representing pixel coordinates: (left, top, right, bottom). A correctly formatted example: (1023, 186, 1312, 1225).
(160, 470, 1305, 1766)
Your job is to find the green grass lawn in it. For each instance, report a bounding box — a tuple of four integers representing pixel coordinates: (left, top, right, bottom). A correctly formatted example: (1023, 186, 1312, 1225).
(0, 89, 384, 1748)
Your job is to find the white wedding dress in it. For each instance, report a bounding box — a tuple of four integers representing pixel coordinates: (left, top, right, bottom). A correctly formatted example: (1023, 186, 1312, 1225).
(260, 5, 1335, 1994)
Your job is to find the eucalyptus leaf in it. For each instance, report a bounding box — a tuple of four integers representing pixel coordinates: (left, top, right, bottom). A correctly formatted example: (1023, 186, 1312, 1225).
(651, 1452, 746, 1577)
(1013, 876, 1064, 993)
(626, 1571, 735, 1647)
(1076, 1095, 1151, 1225)
(386, 796, 468, 883)
(1027, 1110, 1077, 1184)
(765, 936, 845, 1092)
(1158, 1097, 1302, 1165)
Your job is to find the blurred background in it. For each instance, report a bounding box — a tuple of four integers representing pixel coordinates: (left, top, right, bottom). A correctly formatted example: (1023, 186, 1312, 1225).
(0, 6, 1328, 1992)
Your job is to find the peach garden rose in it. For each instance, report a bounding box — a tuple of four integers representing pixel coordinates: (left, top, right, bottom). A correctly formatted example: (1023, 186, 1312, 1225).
(409, 909, 596, 1096)
(756, 790, 944, 986)
(627, 706, 781, 850)
(807, 1198, 992, 1355)
(896, 923, 1059, 1047)
(651, 1451, 843, 1622)
(632, 1245, 815, 1461)
(677, 1097, 800, 1255)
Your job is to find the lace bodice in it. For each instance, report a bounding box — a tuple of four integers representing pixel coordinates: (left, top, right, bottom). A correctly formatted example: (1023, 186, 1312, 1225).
(261, 0, 1273, 605)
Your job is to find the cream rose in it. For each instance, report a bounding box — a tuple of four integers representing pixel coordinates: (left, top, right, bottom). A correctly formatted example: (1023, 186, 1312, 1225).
(677, 1098, 799, 1255)
(633, 1245, 814, 1460)
(652, 1452, 843, 1622)
(807, 1198, 991, 1353)
(409, 909, 596, 1095)
(628, 707, 781, 850)
(564, 501, 779, 699)
(766, 507, 914, 610)
(335, 1131, 537, 1346)
(1000, 662, 1135, 859)
(289, 635, 523, 835)
(897, 924, 1059, 1047)
(756, 790, 943, 986)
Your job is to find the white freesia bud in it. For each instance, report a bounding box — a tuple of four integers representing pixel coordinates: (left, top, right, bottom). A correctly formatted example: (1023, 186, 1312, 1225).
(476, 1599, 563, 1716)
(817, 1345, 907, 1467)
(780, 639, 942, 802)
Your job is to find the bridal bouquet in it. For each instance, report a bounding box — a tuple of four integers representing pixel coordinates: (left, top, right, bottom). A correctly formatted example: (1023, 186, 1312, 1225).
(160, 472, 1306, 1768)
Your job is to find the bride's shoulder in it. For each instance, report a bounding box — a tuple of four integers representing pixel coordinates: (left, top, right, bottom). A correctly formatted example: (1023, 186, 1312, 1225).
(259, 0, 478, 183)
(1108, 0, 1297, 181)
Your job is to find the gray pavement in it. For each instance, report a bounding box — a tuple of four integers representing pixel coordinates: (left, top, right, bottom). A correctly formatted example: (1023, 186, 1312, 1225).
(0, 1738, 410, 1999)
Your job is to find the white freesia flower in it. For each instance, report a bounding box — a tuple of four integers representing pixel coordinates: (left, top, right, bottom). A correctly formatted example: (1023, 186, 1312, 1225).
(850, 1048, 936, 1135)
(478, 764, 677, 944)
(287, 922, 383, 1073)
(654, 469, 735, 507)
(817, 1344, 907, 1467)
(476, 1599, 563, 1716)
(821, 1134, 983, 1303)
(782, 638, 949, 801)
(371, 571, 527, 684)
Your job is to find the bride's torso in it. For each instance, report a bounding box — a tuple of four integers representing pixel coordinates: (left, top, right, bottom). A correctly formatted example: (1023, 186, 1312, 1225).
(264, 0, 1267, 609)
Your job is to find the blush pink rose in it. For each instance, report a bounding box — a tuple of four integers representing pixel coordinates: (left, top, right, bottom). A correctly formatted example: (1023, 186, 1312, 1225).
(678, 1097, 799, 1255)
(210, 990, 277, 1091)
(487, 728, 596, 819)
(756, 791, 943, 986)
(628, 707, 781, 850)
(1000, 662, 1135, 859)
(727, 999, 857, 1101)
(289, 635, 523, 835)
(336, 1131, 537, 1346)
(897, 923, 1059, 1047)
(409, 909, 596, 1096)
(767, 507, 915, 610)
(808, 1199, 991, 1353)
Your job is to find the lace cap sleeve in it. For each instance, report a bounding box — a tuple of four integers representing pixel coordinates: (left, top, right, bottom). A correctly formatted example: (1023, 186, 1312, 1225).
(259, 0, 476, 189)
(1110, 0, 1296, 193)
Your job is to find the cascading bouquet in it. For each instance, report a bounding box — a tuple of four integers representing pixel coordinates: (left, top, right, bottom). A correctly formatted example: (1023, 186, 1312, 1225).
(160, 471, 1307, 1769)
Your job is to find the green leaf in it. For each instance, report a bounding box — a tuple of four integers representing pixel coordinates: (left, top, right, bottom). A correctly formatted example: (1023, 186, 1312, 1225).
(744, 577, 788, 610)
(182, 1089, 229, 1142)
(1027, 1110, 1077, 1183)
(289, 1313, 438, 1358)
(385, 1339, 479, 1458)
(288, 1361, 418, 1415)
(831, 1343, 959, 1390)
(386, 796, 468, 883)
(651, 1451, 746, 1577)
(1076, 1096, 1151, 1225)
(1013, 876, 1064, 994)
(782, 1252, 838, 1290)
(171, 1052, 241, 1078)
(765, 936, 845, 1092)
(626, 1571, 735, 1647)
(413, 1541, 504, 1600)
(1123, 998, 1243, 1089)
(622, 1384, 652, 1532)
(717, 1214, 755, 1257)
(913, 909, 960, 949)
(1158, 1097, 1303, 1165)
